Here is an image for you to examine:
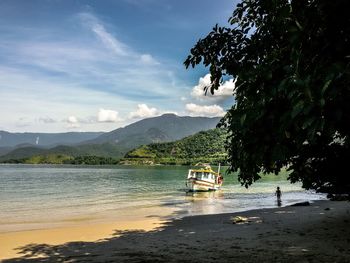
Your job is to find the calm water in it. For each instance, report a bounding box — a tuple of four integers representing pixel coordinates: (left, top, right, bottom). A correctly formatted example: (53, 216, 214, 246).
(0, 164, 326, 232)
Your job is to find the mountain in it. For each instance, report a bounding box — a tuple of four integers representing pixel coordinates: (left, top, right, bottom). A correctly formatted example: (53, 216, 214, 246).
(0, 131, 104, 147)
(0, 143, 125, 162)
(0, 114, 221, 163)
(0, 146, 16, 156)
(85, 114, 220, 148)
(121, 128, 228, 165)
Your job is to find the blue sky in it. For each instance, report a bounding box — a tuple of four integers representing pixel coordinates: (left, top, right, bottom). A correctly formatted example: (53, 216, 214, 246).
(0, 0, 238, 132)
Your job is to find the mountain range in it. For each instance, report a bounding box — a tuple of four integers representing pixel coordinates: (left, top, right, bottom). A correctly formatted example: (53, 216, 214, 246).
(0, 114, 221, 162)
(0, 131, 103, 148)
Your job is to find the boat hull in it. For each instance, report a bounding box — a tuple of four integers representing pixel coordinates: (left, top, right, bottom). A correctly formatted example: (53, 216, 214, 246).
(186, 178, 221, 192)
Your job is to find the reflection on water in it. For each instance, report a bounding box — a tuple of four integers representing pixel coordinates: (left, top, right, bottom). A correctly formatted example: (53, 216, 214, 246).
(277, 199, 282, 207)
(182, 190, 227, 216)
(185, 190, 224, 200)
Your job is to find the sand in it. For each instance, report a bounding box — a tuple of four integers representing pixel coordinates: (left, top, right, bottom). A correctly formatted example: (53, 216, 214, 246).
(2, 200, 349, 262)
(0, 218, 164, 260)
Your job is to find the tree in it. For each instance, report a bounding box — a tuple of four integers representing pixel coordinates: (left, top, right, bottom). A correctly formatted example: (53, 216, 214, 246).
(185, 0, 350, 193)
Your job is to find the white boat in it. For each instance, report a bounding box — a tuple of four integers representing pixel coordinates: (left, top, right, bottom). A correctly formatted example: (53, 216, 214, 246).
(186, 164, 223, 192)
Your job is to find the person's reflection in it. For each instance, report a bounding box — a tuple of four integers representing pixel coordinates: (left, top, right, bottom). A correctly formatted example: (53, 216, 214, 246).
(275, 186, 282, 207)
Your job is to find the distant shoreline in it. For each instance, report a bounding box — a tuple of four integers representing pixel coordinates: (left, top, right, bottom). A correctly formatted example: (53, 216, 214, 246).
(0, 162, 222, 167)
(0, 162, 191, 167)
(0, 159, 227, 166)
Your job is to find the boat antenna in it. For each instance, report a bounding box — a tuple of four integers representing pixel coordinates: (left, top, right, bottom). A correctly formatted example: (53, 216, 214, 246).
(218, 163, 221, 174)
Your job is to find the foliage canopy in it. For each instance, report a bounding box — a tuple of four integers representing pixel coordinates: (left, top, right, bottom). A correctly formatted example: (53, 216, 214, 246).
(185, 0, 350, 192)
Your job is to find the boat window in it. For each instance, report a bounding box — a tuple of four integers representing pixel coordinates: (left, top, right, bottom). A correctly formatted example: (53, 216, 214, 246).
(196, 172, 202, 178)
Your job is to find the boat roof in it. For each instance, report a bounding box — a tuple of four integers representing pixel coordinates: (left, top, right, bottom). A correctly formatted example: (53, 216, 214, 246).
(189, 168, 219, 175)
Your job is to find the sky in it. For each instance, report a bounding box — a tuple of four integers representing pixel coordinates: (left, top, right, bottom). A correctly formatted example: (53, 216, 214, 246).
(0, 0, 238, 132)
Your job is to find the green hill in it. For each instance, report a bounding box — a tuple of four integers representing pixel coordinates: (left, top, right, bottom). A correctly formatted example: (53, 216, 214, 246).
(0, 143, 125, 164)
(121, 128, 228, 165)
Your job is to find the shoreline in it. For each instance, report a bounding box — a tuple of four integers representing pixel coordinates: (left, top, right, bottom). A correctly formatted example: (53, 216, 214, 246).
(2, 200, 349, 262)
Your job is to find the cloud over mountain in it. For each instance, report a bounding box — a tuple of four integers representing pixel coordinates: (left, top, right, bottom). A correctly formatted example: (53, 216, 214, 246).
(129, 104, 158, 119)
(98, 109, 122, 122)
(185, 103, 225, 117)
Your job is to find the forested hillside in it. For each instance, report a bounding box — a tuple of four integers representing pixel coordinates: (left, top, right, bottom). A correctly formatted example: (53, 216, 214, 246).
(122, 128, 227, 165)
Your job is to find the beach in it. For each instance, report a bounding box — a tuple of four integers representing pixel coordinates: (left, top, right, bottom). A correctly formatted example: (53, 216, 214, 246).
(0, 218, 165, 260)
(2, 200, 349, 262)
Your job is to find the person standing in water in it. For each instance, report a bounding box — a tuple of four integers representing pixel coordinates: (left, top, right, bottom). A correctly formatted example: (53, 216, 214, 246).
(276, 186, 282, 206)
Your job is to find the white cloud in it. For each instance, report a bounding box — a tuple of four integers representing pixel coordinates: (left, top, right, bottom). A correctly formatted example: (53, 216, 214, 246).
(185, 103, 225, 117)
(79, 12, 161, 68)
(97, 108, 122, 122)
(91, 23, 128, 56)
(79, 12, 128, 56)
(66, 115, 80, 128)
(129, 104, 158, 119)
(67, 116, 78, 123)
(191, 74, 236, 102)
(140, 54, 159, 65)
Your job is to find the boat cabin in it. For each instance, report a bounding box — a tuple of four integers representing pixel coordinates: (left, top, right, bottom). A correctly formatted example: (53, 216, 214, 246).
(187, 170, 217, 182)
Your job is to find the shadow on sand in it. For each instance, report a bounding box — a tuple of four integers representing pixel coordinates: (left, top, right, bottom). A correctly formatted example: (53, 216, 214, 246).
(4, 224, 174, 263)
(3, 201, 350, 263)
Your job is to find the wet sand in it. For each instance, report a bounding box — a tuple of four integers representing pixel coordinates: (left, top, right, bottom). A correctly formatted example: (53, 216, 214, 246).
(2, 200, 349, 262)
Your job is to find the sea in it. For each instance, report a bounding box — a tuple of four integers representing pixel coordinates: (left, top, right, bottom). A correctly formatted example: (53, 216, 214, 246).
(0, 164, 326, 233)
